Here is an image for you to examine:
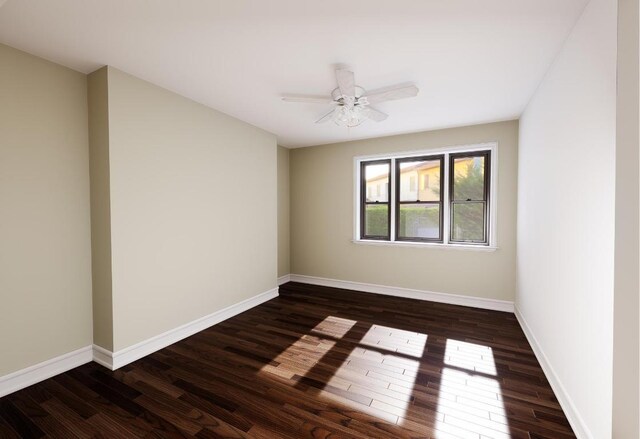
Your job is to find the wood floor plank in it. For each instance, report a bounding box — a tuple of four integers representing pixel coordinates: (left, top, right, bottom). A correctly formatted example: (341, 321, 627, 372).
(41, 397, 105, 439)
(0, 281, 575, 438)
(9, 393, 76, 439)
(0, 398, 46, 438)
(0, 413, 22, 439)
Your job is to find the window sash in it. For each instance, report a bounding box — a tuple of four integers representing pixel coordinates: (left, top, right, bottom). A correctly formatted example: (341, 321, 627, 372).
(448, 151, 490, 244)
(360, 159, 391, 240)
(395, 155, 444, 242)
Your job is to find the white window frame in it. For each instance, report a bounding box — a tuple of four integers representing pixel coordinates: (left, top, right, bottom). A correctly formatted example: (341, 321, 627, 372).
(353, 142, 498, 251)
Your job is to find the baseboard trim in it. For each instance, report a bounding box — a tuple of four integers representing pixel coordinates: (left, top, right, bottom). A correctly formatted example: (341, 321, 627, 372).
(93, 287, 279, 370)
(277, 274, 291, 285)
(0, 346, 93, 398)
(514, 305, 591, 439)
(91, 344, 113, 370)
(289, 274, 514, 312)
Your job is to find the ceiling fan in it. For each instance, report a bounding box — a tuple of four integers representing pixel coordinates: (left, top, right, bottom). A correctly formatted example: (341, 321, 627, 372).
(282, 68, 419, 128)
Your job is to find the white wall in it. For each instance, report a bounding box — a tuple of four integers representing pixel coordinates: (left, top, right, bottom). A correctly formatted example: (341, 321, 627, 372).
(516, 0, 617, 437)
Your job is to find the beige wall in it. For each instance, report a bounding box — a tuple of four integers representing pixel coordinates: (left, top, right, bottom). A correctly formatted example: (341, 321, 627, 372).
(613, 0, 639, 436)
(278, 145, 290, 277)
(87, 67, 114, 350)
(101, 68, 277, 351)
(290, 120, 518, 301)
(0, 44, 93, 375)
(517, 0, 617, 436)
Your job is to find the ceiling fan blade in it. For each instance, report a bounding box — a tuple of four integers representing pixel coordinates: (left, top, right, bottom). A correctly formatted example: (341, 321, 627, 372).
(366, 107, 388, 122)
(365, 85, 419, 105)
(336, 69, 356, 97)
(316, 108, 336, 124)
(282, 95, 334, 104)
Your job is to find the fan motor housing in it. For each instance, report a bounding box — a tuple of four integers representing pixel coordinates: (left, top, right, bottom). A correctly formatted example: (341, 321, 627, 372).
(331, 86, 367, 106)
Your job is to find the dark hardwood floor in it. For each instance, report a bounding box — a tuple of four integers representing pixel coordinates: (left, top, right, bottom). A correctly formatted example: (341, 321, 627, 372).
(0, 282, 575, 438)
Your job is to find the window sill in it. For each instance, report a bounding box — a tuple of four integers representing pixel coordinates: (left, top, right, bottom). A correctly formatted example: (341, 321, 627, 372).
(352, 239, 498, 252)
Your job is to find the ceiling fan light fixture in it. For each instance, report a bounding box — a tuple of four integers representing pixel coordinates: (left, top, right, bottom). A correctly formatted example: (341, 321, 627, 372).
(332, 104, 370, 127)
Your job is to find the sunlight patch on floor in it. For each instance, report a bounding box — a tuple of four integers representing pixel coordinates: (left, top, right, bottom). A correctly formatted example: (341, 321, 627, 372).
(444, 339, 497, 376)
(435, 339, 510, 439)
(257, 315, 358, 378)
(347, 324, 427, 425)
(307, 322, 428, 426)
(258, 316, 431, 426)
(257, 317, 515, 437)
(310, 316, 358, 338)
(361, 325, 428, 358)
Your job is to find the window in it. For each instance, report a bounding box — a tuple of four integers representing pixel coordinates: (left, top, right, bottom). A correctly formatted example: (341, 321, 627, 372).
(396, 156, 443, 242)
(361, 160, 390, 240)
(450, 151, 490, 243)
(356, 145, 494, 247)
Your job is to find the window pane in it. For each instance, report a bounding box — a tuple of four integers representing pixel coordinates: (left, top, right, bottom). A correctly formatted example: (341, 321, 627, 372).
(398, 204, 440, 239)
(364, 205, 388, 237)
(452, 203, 485, 242)
(399, 159, 441, 202)
(364, 163, 389, 202)
(453, 156, 485, 201)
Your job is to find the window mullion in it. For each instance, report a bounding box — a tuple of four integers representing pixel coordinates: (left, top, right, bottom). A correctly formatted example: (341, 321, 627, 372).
(443, 153, 450, 244)
(390, 157, 396, 242)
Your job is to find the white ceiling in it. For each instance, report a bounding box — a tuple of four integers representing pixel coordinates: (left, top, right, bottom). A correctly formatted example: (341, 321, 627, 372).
(0, 0, 588, 147)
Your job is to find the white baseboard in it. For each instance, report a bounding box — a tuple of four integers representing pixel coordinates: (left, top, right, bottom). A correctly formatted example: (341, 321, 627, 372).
(514, 306, 591, 439)
(92, 287, 279, 370)
(0, 346, 93, 398)
(91, 344, 113, 370)
(277, 274, 291, 285)
(289, 274, 514, 313)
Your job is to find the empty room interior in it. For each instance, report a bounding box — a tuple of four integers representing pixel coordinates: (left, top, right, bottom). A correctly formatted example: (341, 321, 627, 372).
(0, 0, 639, 438)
